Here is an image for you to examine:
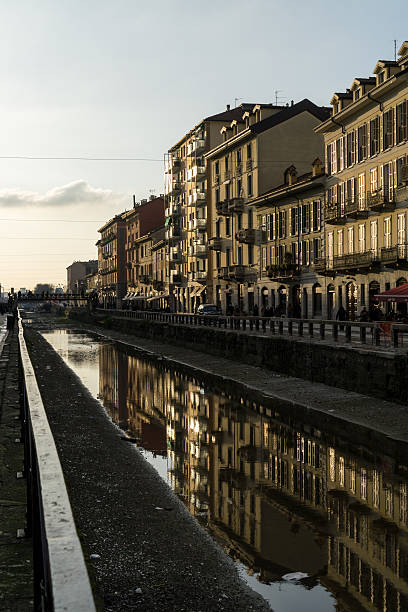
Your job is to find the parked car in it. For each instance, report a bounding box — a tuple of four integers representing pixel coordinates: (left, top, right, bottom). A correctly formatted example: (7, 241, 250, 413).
(196, 304, 220, 316)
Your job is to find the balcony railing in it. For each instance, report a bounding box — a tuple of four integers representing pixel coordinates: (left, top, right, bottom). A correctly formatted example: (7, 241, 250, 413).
(326, 250, 380, 272)
(192, 270, 206, 281)
(236, 228, 257, 244)
(266, 263, 299, 281)
(170, 250, 182, 263)
(325, 205, 346, 225)
(228, 197, 245, 213)
(367, 190, 395, 212)
(208, 237, 223, 251)
(218, 265, 257, 282)
(169, 182, 182, 195)
(216, 200, 231, 216)
(165, 226, 182, 242)
(381, 243, 408, 268)
(344, 198, 368, 218)
(192, 217, 207, 231)
(187, 139, 205, 156)
(395, 184, 408, 204)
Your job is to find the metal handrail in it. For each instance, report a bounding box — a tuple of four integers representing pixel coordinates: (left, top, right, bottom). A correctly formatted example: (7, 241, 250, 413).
(96, 308, 408, 349)
(18, 313, 96, 611)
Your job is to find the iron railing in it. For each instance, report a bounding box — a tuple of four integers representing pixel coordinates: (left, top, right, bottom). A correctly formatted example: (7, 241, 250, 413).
(96, 308, 408, 350)
(18, 313, 96, 611)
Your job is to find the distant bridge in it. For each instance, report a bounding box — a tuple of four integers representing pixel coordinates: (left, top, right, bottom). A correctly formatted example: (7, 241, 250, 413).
(16, 293, 92, 302)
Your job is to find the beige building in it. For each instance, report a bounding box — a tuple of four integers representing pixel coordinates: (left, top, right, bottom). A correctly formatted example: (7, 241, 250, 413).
(66, 260, 98, 293)
(96, 215, 126, 307)
(165, 104, 269, 313)
(248, 159, 326, 317)
(315, 41, 408, 319)
(205, 99, 330, 314)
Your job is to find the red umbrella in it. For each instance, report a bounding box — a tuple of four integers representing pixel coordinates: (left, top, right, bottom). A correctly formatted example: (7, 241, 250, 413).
(375, 283, 408, 302)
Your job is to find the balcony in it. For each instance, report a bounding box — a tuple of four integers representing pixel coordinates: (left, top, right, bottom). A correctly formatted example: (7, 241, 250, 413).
(166, 157, 181, 174)
(170, 250, 182, 263)
(344, 199, 368, 219)
(367, 190, 395, 212)
(169, 182, 182, 195)
(171, 273, 183, 285)
(218, 265, 257, 282)
(165, 225, 182, 243)
(139, 274, 151, 284)
(165, 203, 181, 217)
(216, 200, 230, 216)
(325, 205, 346, 225)
(192, 244, 207, 258)
(192, 190, 206, 206)
(313, 258, 327, 274)
(192, 270, 206, 281)
(327, 251, 380, 273)
(266, 263, 299, 282)
(191, 165, 205, 180)
(187, 139, 205, 156)
(394, 184, 408, 204)
(208, 237, 223, 251)
(192, 217, 207, 231)
(236, 228, 257, 244)
(381, 243, 408, 269)
(228, 197, 245, 213)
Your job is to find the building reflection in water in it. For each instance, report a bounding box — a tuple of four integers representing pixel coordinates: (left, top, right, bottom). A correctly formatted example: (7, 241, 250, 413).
(98, 341, 408, 611)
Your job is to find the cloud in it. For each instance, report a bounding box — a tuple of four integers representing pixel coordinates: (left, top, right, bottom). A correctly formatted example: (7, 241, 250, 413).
(0, 180, 125, 207)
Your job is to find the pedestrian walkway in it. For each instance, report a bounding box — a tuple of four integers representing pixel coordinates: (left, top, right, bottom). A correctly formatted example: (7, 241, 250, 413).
(0, 320, 33, 611)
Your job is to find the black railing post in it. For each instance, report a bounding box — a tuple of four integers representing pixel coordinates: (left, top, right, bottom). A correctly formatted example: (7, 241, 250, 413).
(393, 326, 399, 349)
(333, 323, 338, 341)
(288, 320, 293, 335)
(320, 322, 325, 340)
(345, 325, 352, 343)
(360, 325, 366, 344)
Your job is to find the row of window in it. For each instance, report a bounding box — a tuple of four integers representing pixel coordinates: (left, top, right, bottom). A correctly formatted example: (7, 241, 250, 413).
(327, 101, 408, 174)
(215, 174, 253, 201)
(261, 240, 322, 268)
(258, 201, 322, 240)
(214, 143, 253, 176)
(327, 157, 408, 207)
(327, 213, 407, 256)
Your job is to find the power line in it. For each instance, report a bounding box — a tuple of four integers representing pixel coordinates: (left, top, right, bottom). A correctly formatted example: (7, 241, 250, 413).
(0, 236, 95, 240)
(0, 218, 100, 222)
(0, 155, 163, 161)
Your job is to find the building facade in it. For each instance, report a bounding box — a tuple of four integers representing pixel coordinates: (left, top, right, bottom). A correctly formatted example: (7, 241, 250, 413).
(164, 104, 268, 314)
(66, 260, 98, 293)
(315, 41, 408, 320)
(96, 215, 126, 307)
(205, 99, 330, 314)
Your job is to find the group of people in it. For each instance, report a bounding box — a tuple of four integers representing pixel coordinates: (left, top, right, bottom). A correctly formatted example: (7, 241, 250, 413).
(336, 304, 408, 323)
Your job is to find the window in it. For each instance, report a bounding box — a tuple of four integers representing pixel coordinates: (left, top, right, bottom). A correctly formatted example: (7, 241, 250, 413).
(312, 200, 321, 231)
(248, 209, 253, 229)
(313, 238, 320, 261)
(358, 173, 366, 209)
(397, 156, 408, 186)
(215, 161, 220, 175)
(248, 244, 254, 265)
(290, 207, 298, 236)
(348, 227, 354, 253)
(215, 188, 220, 203)
(370, 167, 378, 194)
(225, 248, 231, 266)
(237, 213, 242, 230)
(369, 117, 380, 156)
(236, 148, 242, 163)
(301, 203, 310, 233)
(357, 124, 368, 161)
(371, 220, 378, 253)
(336, 138, 344, 172)
(346, 131, 356, 167)
(225, 184, 230, 200)
(381, 162, 393, 200)
(378, 71, 385, 84)
(398, 213, 406, 244)
(346, 178, 355, 203)
(246, 143, 252, 159)
(237, 178, 242, 197)
(238, 246, 243, 265)
(247, 174, 253, 196)
(384, 217, 392, 248)
(337, 230, 343, 256)
(383, 109, 394, 149)
(354, 88, 361, 101)
(331, 142, 337, 173)
(396, 101, 407, 143)
(225, 217, 231, 236)
(358, 223, 366, 253)
(225, 155, 229, 171)
(326, 144, 332, 174)
(328, 232, 334, 262)
(278, 211, 286, 238)
(216, 252, 221, 268)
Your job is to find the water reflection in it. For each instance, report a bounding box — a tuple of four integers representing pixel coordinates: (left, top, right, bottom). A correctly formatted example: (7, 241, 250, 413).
(43, 329, 408, 612)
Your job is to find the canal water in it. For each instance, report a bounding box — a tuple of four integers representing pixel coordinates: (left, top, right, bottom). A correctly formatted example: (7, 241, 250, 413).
(41, 328, 408, 612)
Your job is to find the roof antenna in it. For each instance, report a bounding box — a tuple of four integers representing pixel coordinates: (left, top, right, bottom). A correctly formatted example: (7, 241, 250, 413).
(274, 90, 283, 105)
(394, 39, 397, 61)
(234, 97, 242, 108)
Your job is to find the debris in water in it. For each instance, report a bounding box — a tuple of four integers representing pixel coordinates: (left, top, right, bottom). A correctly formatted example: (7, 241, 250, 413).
(90, 554, 101, 559)
(282, 572, 308, 581)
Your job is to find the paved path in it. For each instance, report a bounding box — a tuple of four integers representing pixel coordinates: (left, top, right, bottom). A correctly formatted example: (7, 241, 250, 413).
(0, 319, 33, 611)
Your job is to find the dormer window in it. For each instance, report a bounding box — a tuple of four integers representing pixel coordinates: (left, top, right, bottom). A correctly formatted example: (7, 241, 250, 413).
(333, 102, 339, 115)
(378, 71, 385, 84)
(354, 88, 361, 101)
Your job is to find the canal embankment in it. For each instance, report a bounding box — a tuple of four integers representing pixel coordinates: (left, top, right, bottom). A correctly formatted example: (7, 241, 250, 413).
(23, 324, 270, 612)
(70, 310, 408, 404)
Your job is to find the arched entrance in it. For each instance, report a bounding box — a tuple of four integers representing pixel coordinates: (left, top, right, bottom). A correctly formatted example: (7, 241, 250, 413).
(346, 282, 357, 321)
(312, 283, 322, 318)
(261, 287, 269, 307)
(327, 284, 336, 319)
(291, 285, 301, 318)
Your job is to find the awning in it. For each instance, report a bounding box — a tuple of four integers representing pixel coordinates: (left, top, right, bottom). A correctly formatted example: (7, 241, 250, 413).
(190, 286, 206, 298)
(375, 283, 408, 303)
(147, 293, 170, 302)
(123, 292, 131, 300)
(130, 295, 146, 301)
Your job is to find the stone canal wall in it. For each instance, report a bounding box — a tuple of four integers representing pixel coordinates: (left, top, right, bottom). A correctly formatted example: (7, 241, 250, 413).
(71, 311, 408, 403)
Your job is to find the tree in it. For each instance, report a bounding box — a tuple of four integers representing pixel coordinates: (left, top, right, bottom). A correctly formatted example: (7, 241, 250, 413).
(33, 283, 55, 294)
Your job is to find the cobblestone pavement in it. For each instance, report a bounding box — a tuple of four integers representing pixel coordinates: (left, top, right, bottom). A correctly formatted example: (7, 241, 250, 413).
(0, 321, 34, 611)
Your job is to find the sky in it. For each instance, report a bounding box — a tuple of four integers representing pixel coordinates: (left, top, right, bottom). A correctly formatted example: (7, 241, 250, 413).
(0, 0, 407, 291)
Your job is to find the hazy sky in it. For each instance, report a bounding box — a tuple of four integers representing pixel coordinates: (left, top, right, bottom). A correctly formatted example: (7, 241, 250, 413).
(0, 0, 406, 290)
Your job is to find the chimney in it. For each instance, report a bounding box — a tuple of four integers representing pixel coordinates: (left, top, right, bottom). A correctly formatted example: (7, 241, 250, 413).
(226, 104, 230, 111)
(133, 194, 136, 208)
(291, 100, 294, 106)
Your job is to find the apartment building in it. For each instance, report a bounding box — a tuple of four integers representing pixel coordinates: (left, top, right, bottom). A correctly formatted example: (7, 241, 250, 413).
(315, 41, 408, 320)
(122, 195, 165, 307)
(205, 99, 330, 314)
(96, 215, 126, 307)
(66, 260, 98, 293)
(129, 226, 166, 308)
(248, 159, 326, 317)
(165, 104, 275, 314)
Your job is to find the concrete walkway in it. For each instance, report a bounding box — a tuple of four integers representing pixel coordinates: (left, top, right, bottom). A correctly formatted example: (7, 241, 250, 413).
(0, 319, 33, 611)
